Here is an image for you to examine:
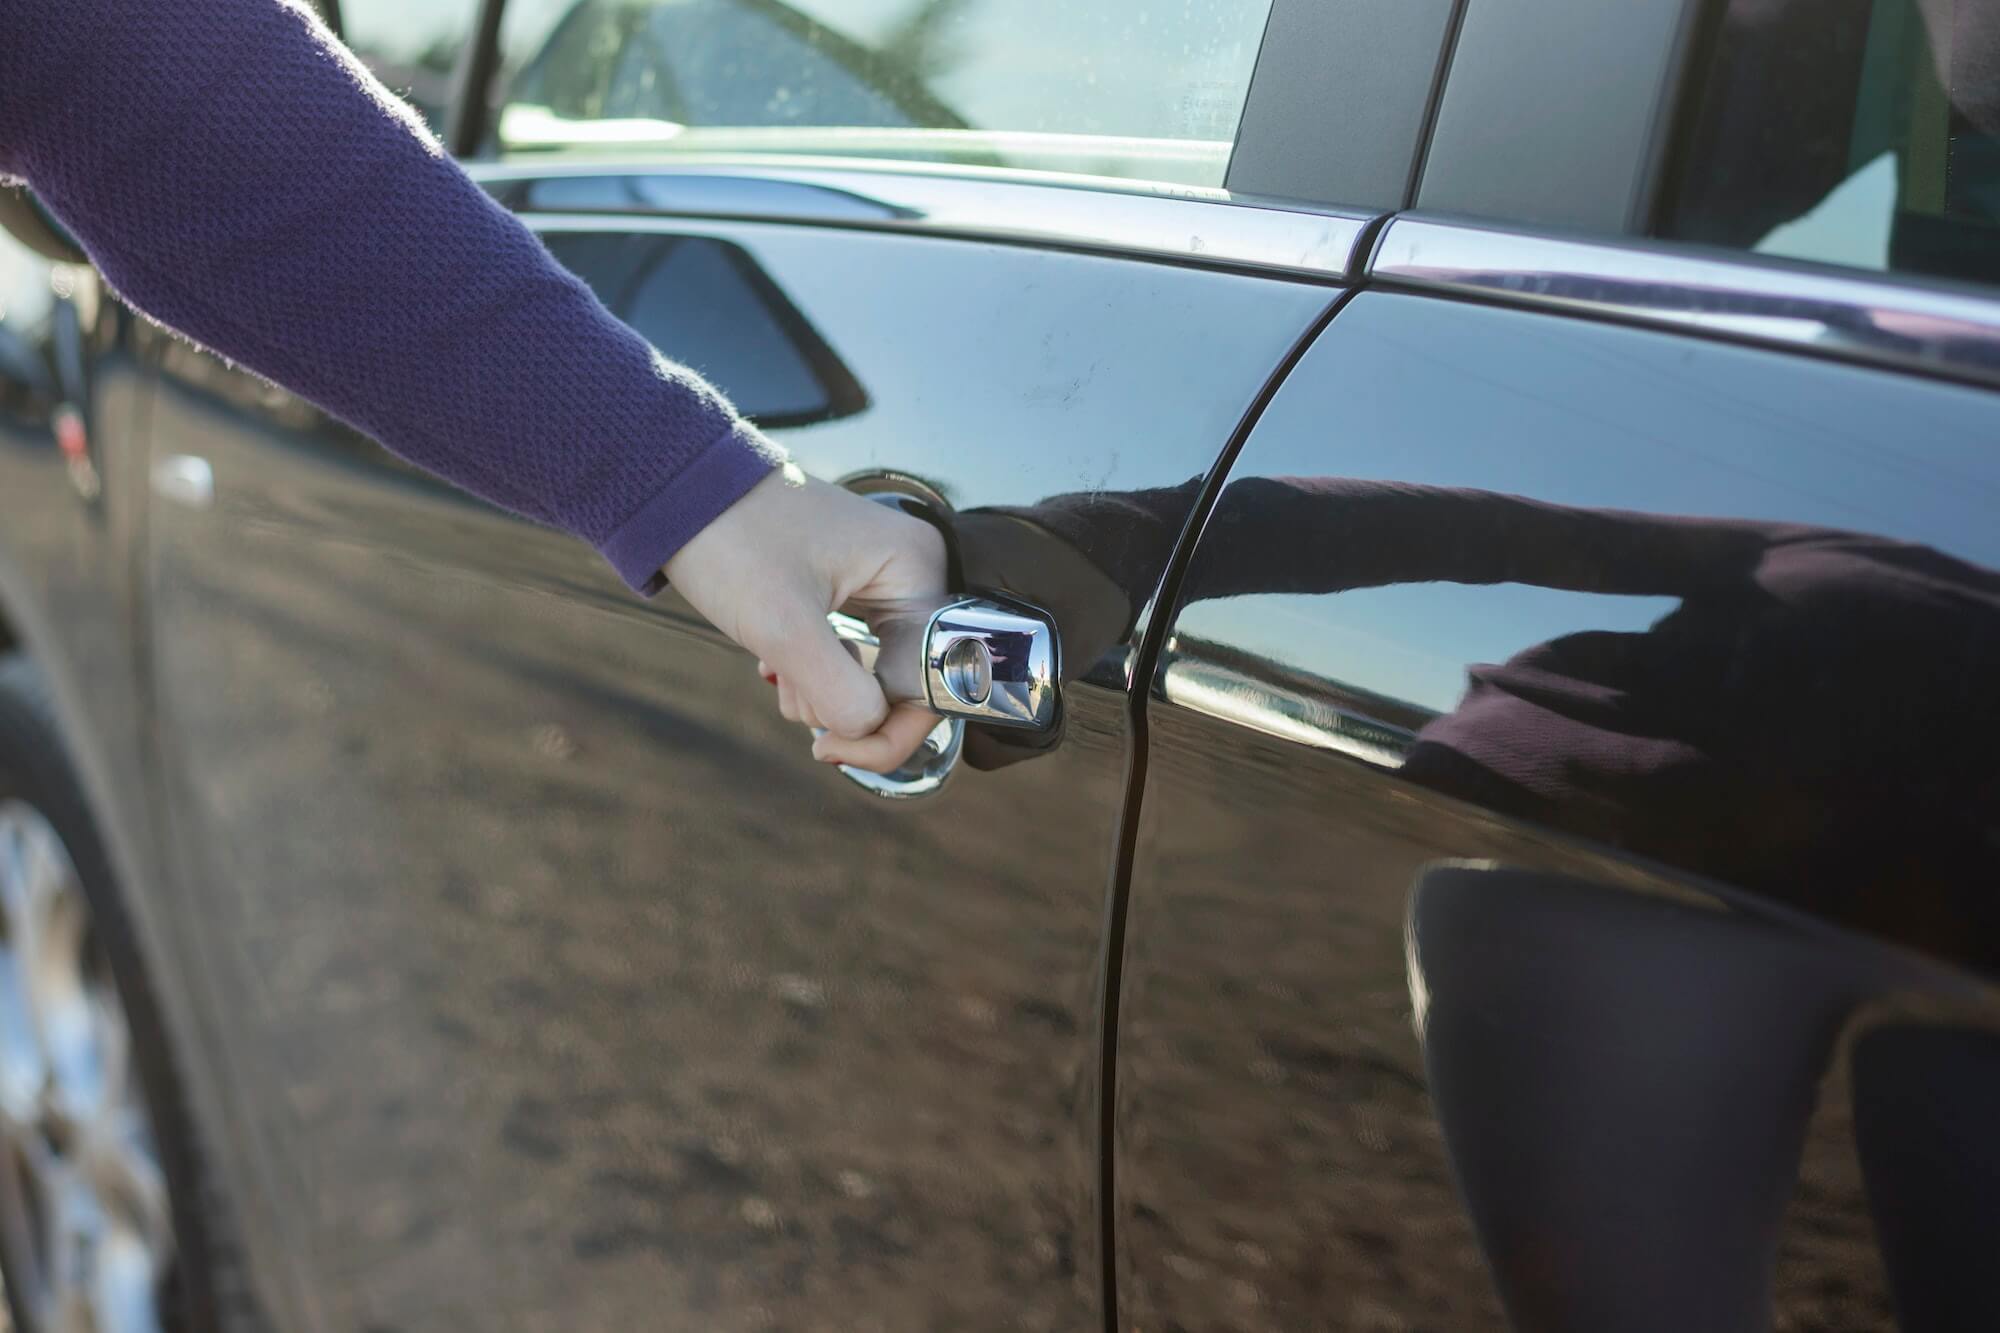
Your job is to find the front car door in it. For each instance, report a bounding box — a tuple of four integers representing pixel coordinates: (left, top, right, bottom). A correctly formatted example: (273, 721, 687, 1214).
(126, 1, 1437, 1328)
(1115, 0, 2000, 1328)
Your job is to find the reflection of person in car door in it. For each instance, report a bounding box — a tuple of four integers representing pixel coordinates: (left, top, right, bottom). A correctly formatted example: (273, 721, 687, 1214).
(960, 474, 2000, 962)
(967, 473, 2000, 1329)
(954, 474, 2000, 1329)
(0, 0, 947, 771)
(1408, 861, 2000, 1333)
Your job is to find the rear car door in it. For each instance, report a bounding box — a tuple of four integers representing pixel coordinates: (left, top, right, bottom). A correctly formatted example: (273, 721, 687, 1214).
(1114, 1, 2000, 1329)
(127, 2, 1437, 1329)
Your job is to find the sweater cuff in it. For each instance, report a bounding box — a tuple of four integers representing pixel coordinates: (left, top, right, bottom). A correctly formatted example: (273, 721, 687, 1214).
(599, 421, 781, 595)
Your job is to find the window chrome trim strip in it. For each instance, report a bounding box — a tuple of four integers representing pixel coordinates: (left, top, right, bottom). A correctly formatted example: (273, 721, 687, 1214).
(468, 159, 1372, 281)
(1370, 216, 2000, 389)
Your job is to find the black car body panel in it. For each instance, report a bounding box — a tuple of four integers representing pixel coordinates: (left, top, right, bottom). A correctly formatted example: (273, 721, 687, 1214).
(4, 0, 1999, 1327)
(1117, 290, 2000, 1331)
(135, 206, 1332, 1328)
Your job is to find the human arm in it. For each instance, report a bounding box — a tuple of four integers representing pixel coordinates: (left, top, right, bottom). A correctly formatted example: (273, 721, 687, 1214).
(0, 0, 944, 753)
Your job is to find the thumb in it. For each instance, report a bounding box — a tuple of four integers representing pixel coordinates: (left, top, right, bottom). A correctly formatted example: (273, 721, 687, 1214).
(762, 616, 891, 740)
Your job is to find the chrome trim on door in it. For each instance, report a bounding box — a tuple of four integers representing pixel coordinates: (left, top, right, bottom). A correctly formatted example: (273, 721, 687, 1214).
(921, 597, 1059, 731)
(473, 160, 1373, 281)
(1371, 216, 2000, 389)
(829, 716, 965, 801)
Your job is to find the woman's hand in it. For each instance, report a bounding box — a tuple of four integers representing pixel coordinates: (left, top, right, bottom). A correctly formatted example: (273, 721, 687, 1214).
(663, 464, 947, 773)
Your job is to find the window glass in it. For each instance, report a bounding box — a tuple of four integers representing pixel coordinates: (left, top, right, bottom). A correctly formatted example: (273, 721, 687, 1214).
(492, 0, 1275, 188)
(1666, 0, 2000, 287)
(339, 0, 482, 135)
(540, 232, 866, 426)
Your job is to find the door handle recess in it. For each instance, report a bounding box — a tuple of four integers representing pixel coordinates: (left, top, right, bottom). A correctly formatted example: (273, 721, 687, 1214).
(825, 594, 1060, 798)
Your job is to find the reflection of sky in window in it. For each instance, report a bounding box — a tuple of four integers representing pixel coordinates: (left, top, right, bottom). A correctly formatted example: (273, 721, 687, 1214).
(1187, 586, 1681, 718)
(1755, 151, 1897, 271)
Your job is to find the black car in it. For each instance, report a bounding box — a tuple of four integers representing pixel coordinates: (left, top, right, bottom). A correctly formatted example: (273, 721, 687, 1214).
(2, 0, 1997, 1329)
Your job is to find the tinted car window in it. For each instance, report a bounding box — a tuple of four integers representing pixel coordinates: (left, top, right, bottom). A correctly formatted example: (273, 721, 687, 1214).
(493, 0, 1274, 187)
(339, 0, 481, 134)
(539, 231, 866, 426)
(1665, 0, 2000, 286)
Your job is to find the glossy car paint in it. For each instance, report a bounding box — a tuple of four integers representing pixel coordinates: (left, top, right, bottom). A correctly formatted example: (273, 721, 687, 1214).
(135, 203, 1333, 1328)
(1118, 291, 2000, 1330)
(6, 2, 1997, 1327)
(0, 234, 195, 1088)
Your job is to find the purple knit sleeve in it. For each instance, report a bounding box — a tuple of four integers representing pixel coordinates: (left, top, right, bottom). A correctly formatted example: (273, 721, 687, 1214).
(0, 0, 777, 593)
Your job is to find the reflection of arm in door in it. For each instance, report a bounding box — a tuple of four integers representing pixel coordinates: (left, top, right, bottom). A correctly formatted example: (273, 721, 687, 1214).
(1005, 475, 2000, 955)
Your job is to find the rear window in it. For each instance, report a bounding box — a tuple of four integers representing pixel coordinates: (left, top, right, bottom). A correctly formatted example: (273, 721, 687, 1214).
(1664, 0, 2000, 288)
(490, 0, 1275, 188)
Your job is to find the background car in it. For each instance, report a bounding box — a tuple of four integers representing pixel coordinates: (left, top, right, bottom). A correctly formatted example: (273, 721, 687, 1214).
(2, 0, 1997, 1329)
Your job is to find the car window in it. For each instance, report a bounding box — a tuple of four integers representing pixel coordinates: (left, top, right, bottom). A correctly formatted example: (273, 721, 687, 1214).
(491, 0, 1275, 187)
(539, 231, 866, 426)
(339, 0, 482, 135)
(1664, 0, 2000, 288)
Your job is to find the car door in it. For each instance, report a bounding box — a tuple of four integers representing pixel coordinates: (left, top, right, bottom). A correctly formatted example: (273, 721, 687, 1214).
(0, 205, 173, 1034)
(1113, 1, 2000, 1329)
(128, 2, 1416, 1328)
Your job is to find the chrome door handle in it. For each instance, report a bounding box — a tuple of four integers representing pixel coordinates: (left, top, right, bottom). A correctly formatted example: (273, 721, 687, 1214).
(826, 610, 963, 800)
(825, 593, 1061, 798)
(918, 597, 1059, 730)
